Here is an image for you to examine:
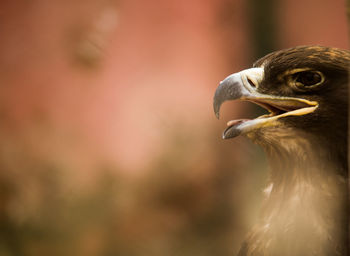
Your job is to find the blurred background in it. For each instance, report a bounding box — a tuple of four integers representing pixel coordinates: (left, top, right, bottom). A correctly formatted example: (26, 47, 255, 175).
(0, 0, 348, 255)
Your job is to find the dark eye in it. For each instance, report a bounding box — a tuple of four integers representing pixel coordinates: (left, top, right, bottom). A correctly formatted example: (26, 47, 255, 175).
(293, 71, 324, 87)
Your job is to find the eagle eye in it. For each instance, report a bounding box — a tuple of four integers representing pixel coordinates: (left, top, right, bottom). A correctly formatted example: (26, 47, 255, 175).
(292, 70, 324, 88)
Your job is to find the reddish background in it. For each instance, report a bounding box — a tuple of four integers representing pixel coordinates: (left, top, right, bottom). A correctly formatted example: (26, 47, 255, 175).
(0, 0, 347, 255)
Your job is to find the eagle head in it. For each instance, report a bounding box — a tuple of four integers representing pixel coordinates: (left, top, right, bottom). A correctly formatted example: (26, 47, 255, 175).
(214, 46, 349, 152)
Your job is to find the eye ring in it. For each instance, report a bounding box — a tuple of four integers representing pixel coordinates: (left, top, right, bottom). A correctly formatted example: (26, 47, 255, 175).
(292, 70, 325, 89)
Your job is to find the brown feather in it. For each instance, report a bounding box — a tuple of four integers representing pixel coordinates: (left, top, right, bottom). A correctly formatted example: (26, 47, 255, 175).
(236, 46, 349, 256)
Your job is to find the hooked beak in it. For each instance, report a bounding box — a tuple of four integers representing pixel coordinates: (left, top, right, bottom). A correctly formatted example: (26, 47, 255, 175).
(213, 68, 318, 139)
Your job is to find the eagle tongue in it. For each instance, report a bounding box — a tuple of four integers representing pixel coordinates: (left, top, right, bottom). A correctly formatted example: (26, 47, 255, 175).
(227, 119, 250, 127)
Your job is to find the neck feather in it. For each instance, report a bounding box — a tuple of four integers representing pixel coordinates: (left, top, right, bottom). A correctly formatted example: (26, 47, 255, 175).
(240, 128, 348, 256)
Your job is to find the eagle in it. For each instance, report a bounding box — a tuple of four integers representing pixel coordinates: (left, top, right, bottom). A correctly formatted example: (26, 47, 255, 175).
(213, 46, 349, 256)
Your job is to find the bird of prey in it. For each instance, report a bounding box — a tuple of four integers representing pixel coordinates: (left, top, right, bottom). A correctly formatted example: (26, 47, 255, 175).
(213, 46, 349, 256)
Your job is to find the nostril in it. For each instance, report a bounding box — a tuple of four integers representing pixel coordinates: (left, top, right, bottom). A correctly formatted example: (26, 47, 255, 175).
(247, 78, 257, 88)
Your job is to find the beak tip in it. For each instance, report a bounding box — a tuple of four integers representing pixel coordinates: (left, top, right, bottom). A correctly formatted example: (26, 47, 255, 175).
(213, 100, 221, 119)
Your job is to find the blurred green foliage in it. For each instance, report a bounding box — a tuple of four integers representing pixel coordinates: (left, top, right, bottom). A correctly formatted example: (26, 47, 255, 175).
(0, 126, 267, 256)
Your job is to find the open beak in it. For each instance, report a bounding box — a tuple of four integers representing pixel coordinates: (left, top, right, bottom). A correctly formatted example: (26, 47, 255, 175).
(213, 68, 318, 139)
